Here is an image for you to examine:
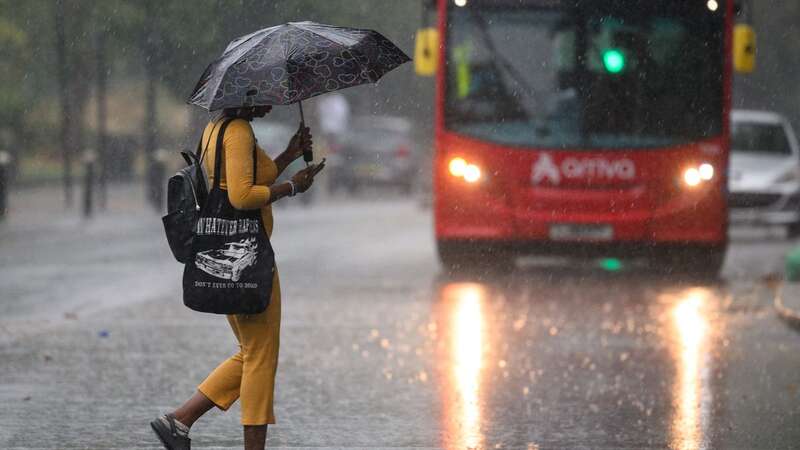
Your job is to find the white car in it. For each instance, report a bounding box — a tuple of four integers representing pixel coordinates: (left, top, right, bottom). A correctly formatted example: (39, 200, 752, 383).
(729, 110, 800, 236)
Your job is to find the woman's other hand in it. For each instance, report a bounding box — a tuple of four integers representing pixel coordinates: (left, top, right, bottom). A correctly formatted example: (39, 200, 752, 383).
(290, 163, 324, 193)
(286, 123, 312, 162)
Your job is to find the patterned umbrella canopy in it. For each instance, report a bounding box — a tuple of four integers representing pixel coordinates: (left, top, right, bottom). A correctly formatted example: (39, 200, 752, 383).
(187, 21, 411, 111)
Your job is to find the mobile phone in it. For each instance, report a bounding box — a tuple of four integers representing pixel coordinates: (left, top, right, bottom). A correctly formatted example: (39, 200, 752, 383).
(311, 158, 327, 176)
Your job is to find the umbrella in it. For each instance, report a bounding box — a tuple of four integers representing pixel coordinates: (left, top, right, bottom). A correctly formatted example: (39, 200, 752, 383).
(187, 21, 411, 117)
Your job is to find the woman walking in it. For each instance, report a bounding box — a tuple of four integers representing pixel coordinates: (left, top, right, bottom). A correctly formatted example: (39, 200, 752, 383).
(151, 104, 322, 450)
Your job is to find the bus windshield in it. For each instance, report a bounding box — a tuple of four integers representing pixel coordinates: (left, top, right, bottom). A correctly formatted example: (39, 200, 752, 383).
(444, 0, 726, 150)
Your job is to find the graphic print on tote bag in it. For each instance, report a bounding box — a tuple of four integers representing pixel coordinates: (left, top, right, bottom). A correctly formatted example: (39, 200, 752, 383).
(195, 237, 258, 282)
(182, 118, 273, 315)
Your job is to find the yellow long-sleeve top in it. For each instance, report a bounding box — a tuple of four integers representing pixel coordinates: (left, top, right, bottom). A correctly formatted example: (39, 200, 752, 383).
(202, 118, 278, 236)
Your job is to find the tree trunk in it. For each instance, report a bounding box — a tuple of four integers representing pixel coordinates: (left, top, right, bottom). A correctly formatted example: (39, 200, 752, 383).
(143, 0, 162, 211)
(95, 28, 109, 210)
(55, 0, 73, 207)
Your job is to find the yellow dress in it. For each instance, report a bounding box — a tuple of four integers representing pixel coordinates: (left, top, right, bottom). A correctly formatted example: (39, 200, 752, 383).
(197, 118, 281, 426)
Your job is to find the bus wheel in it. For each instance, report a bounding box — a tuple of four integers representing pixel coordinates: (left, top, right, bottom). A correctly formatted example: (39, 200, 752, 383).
(437, 241, 515, 274)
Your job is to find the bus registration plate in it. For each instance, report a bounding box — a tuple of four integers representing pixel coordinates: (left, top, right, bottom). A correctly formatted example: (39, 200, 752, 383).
(549, 224, 614, 242)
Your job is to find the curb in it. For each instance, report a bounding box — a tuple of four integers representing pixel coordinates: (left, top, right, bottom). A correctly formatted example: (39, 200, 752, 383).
(773, 283, 800, 329)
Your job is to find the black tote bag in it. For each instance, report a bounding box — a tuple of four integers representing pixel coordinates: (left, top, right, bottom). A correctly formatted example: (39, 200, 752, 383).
(182, 119, 274, 315)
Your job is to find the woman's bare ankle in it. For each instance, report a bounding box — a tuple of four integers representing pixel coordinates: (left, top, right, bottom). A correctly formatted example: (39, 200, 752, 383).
(243, 424, 267, 450)
(172, 390, 216, 428)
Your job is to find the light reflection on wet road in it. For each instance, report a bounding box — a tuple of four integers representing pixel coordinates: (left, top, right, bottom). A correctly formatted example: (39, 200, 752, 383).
(438, 283, 486, 450)
(670, 289, 713, 450)
(426, 272, 747, 449)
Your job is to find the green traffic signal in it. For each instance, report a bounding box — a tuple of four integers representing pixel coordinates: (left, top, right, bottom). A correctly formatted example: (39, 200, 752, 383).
(602, 48, 626, 74)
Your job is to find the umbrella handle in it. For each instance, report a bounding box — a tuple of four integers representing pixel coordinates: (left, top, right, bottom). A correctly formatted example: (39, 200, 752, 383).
(298, 101, 313, 165)
(298, 100, 305, 126)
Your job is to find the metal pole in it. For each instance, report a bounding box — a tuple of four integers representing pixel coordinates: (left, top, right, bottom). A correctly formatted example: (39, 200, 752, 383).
(55, 0, 73, 207)
(143, 0, 160, 211)
(0, 151, 9, 220)
(152, 149, 168, 213)
(95, 27, 109, 210)
(83, 150, 96, 218)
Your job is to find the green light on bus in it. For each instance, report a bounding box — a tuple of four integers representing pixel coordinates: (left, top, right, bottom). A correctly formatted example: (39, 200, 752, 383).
(602, 49, 626, 74)
(600, 258, 623, 272)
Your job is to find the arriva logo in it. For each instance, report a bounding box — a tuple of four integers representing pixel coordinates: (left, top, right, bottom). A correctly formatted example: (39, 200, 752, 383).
(531, 153, 561, 184)
(531, 153, 636, 185)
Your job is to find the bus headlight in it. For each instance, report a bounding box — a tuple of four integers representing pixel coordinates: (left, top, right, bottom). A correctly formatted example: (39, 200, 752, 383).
(449, 157, 482, 184)
(449, 157, 467, 177)
(463, 164, 482, 183)
(684, 168, 702, 187)
(683, 163, 715, 188)
(699, 163, 715, 181)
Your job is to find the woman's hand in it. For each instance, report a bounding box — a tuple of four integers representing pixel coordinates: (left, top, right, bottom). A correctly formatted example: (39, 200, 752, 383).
(290, 163, 324, 193)
(275, 124, 313, 177)
(285, 123, 312, 162)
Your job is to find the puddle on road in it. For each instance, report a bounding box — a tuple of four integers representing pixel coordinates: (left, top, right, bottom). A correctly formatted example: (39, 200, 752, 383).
(425, 271, 746, 449)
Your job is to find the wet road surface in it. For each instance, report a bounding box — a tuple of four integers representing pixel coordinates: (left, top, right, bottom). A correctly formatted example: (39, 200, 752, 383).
(1, 186, 799, 449)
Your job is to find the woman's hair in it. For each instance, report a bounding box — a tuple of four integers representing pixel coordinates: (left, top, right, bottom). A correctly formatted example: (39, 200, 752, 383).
(216, 106, 270, 121)
(222, 107, 255, 119)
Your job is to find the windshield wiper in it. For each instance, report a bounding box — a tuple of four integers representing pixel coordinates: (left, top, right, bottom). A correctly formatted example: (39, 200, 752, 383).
(467, 9, 537, 123)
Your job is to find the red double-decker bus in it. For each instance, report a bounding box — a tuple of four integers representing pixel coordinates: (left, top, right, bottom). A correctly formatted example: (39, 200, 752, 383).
(430, 0, 744, 275)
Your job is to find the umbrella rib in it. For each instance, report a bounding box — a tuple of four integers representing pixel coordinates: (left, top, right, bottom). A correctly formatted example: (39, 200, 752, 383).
(202, 52, 247, 110)
(289, 22, 360, 49)
(284, 23, 347, 102)
(351, 43, 379, 83)
(282, 29, 297, 102)
(291, 23, 407, 83)
(288, 22, 379, 85)
(212, 30, 287, 109)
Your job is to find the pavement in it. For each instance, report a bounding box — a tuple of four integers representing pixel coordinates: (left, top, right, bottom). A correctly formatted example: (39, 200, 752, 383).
(2, 183, 800, 449)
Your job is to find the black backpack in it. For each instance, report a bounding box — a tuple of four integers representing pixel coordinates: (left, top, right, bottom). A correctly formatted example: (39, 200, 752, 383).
(162, 118, 233, 263)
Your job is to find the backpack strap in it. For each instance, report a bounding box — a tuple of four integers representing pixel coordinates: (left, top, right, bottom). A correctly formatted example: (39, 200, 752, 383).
(212, 118, 235, 189)
(211, 118, 260, 190)
(251, 130, 258, 185)
(197, 119, 223, 162)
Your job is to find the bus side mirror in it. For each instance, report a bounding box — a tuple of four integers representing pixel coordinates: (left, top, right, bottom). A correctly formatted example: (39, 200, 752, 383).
(415, 28, 439, 77)
(733, 24, 756, 74)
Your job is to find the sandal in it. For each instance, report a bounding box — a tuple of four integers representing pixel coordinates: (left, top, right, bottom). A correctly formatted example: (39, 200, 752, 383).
(150, 414, 191, 450)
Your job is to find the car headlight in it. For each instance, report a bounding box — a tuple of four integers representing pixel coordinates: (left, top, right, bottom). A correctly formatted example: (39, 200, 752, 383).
(775, 167, 800, 184)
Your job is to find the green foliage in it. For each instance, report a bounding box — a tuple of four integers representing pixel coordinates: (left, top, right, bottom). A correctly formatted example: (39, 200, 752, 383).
(0, 15, 27, 127)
